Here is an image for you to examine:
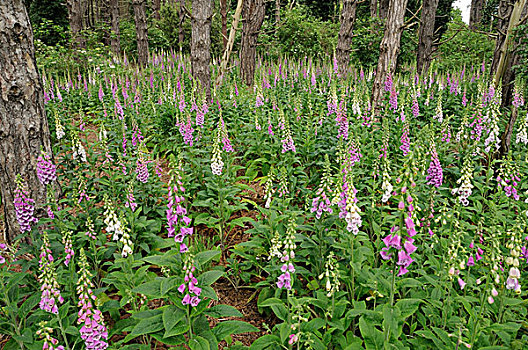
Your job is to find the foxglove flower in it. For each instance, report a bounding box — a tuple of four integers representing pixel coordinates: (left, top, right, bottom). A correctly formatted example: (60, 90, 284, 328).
(36, 321, 65, 350)
(211, 130, 224, 176)
(319, 252, 340, 297)
(38, 233, 64, 314)
(426, 140, 443, 188)
(77, 249, 109, 350)
(311, 156, 334, 219)
(14, 175, 37, 233)
(179, 253, 201, 307)
(62, 230, 74, 266)
(452, 157, 474, 206)
(276, 219, 297, 290)
(135, 157, 149, 183)
(37, 151, 57, 185)
(125, 184, 138, 212)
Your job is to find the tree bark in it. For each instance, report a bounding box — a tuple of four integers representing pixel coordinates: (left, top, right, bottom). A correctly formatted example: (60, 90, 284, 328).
(0, 0, 54, 243)
(336, 0, 357, 77)
(133, 0, 149, 67)
(217, 0, 244, 85)
(67, 0, 86, 48)
(110, 0, 121, 56)
(154, 0, 161, 20)
(416, 0, 439, 75)
(191, 0, 213, 98)
(491, 0, 514, 75)
(276, 0, 281, 25)
(240, 0, 266, 87)
(221, 0, 228, 51)
(469, 0, 485, 29)
(370, 0, 378, 17)
(379, 0, 390, 19)
(101, 0, 111, 46)
(498, 0, 528, 156)
(178, 0, 186, 47)
(371, 0, 409, 114)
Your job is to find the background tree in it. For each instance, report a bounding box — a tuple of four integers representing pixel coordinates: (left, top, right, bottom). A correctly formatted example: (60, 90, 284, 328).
(371, 0, 409, 113)
(220, 0, 228, 50)
(336, 0, 357, 77)
(470, 0, 486, 28)
(416, 0, 440, 74)
(110, 0, 121, 55)
(66, 0, 85, 48)
(0, 0, 53, 243)
(133, 0, 149, 66)
(240, 0, 266, 87)
(191, 0, 213, 98)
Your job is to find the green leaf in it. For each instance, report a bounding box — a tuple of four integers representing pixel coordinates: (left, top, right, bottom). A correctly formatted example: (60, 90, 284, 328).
(394, 298, 422, 319)
(212, 320, 259, 341)
(359, 317, 384, 350)
(163, 305, 186, 336)
(249, 334, 280, 350)
(124, 313, 164, 342)
(195, 250, 221, 267)
(188, 336, 211, 350)
(205, 304, 243, 318)
(198, 270, 224, 286)
(132, 279, 162, 298)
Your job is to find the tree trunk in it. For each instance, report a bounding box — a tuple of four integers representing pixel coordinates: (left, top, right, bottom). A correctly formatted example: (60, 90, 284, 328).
(370, 0, 378, 17)
(133, 0, 149, 67)
(379, 0, 390, 19)
(101, 0, 111, 46)
(178, 0, 186, 47)
(416, 0, 439, 75)
(498, 0, 528, 156)
(276, 0, 280, 24)
(191, 0, 213, 98)
(154, 0, 161, 20)
(371, 0, 409, 114)
(217, 0, 244, 85)
(67, 0, 86, 48)
(336, 0, 357, 77)
(110, 0, 121, 56)
(240, 0, 266, 87)
(491, 0, 514, 75)
(469, 0, 485, 29)
(221, 0, 228, 50)
(0, 0, 54, 243)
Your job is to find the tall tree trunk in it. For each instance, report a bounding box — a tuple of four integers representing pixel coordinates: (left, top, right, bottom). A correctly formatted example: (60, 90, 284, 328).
(336, 0, 357, 77)
(191, 0, 213, 98)
(221, 0, 228, 50)
(0, 0, 54, 243)
(371, 0, 409, 114)
(379, 0, 390, 19)
(133, 0, 149, 67)
(110, 0, 121, 55)
(370, 0, 378, 17)
(154, 0, 161, 20)
(276, 0, 280, 25)
(240, 0, 266, 87)
(416, 0, 439, 75)
(491, 0, 514, 75)
(497, 0, 528, 156)
(217, 0, 244, 85)
(101, 0, 111, 46)
(469, 0, 485, 29)
(178, 0, 186, 48)
(67, 0, 86, 48)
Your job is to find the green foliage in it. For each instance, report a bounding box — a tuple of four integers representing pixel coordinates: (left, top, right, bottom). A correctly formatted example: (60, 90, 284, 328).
(258, 6, 339, 60)
(434, 10, 494, 72)
(513, 23, 528, 81)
